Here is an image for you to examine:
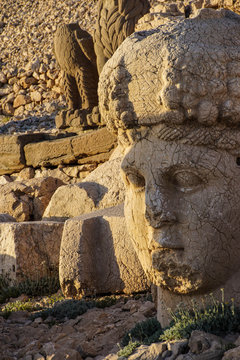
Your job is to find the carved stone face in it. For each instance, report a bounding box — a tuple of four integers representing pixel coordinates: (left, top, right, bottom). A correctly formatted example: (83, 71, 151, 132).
(121, 128, 240, 295)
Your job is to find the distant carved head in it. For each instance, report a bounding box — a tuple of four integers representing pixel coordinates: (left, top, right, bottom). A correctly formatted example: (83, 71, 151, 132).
(99, 9, 240, 296)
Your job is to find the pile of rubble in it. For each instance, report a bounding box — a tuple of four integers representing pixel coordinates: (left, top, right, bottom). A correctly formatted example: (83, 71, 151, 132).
(0, 0, 99, 125)
(0, 0, 160, 129)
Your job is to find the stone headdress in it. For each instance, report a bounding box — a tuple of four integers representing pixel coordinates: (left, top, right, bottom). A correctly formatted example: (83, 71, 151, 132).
(98, 8, 240, 152)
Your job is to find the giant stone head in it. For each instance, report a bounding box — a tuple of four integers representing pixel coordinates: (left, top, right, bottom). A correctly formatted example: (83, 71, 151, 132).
(98, 8, 240, 324)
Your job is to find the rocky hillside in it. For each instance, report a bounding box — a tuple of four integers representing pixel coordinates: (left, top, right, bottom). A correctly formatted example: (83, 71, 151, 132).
(0, 0, 239, 132)
(0, 0, 99, 129)
(0, 0, 157, 128)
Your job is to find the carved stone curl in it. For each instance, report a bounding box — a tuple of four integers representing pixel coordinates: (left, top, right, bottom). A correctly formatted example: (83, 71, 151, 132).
(93, 0, 150, 74)
(99, 8, 240, 326)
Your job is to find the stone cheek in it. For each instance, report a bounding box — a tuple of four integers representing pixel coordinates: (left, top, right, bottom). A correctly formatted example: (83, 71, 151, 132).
(121, 136, 240, 296)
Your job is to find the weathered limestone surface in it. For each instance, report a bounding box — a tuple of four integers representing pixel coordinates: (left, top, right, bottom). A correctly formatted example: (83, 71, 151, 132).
(0, 133, 46, 175)
(43, 182, 99, 221)
(99, 8, 240, 326)
(0, 177, 64, 221)
(43, 146, 125, 220)
(24, 127, 117, 167)
(0, 221, 64, 282)
(59, 204, 149, 297)
(222, 346, 240, 360)
(1, 0, 239, 123)
(55, 105, 102, 130)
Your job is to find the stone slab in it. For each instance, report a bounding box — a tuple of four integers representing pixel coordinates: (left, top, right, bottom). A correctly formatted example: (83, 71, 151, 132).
(24, 127, 117, 167)
(0, 133, 46, 175)
(43, 152, 125, 220)
(59, 204, 149, 297)
(77, 149, 114, 165)
(71, 127, 117, 157)
(0, 221, 64, 282)
(24, 136, 75, 167)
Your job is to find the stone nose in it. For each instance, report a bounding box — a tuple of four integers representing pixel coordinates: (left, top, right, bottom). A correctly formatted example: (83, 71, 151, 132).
(145, 184, 177, 228)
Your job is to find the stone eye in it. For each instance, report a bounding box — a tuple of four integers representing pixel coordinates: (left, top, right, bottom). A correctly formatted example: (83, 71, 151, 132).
(236, 157, 240, 166)
(171, 170, 203, 191)
(125, 171, 145, 189)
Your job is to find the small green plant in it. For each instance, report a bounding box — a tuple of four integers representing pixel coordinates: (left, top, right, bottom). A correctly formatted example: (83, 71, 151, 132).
(118, 316, 162, 359)
(95, 295, 117, 308)
(31, 295, 117, 322)
(121, 317, 162, 347)
(1, 116, 11, 124)
(43, 293, 65, 307)
(1, 300, 42, 318)
(117, 340, 140, 358)
(160, 293, 240, 341)
(224, 343, 236, 352)
(0, 274, 60, 304)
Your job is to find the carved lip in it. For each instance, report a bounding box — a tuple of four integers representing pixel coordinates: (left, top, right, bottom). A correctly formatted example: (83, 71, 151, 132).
(148, 229, 184, 251)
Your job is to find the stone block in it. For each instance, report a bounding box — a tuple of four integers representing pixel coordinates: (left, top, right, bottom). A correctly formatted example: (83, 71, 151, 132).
(222, 346, 240, 360)
(77, 150, 113, 165)
(0, 133, 47, 175)
(43, 150, 125, 220)
(24, 128, 117, 168)
(24, 136, 75, 167)
(43, 183, 98, 221)
(0, 221, 64, 282)
(71, 127, 116, 157)
(59, 204, 149, 297)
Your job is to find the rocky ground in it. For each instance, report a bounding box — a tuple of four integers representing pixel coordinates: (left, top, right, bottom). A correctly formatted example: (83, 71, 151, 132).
(2, 292, 240, 360)
(0, 293, 157, 360)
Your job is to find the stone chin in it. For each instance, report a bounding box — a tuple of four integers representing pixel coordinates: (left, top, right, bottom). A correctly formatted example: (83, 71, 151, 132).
(150, 249, 204, 294)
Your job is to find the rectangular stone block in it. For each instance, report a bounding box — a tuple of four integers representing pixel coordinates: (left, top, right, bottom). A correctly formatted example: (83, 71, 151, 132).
(24, 136, 75, 167)
(77, 148, 114, 165)
(59, 205, 149, 297)
(0, 134, 46, 175)
(0, 221, 64, 282)
(24, 128, 117, 167)
(71, 127, 117, 158)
